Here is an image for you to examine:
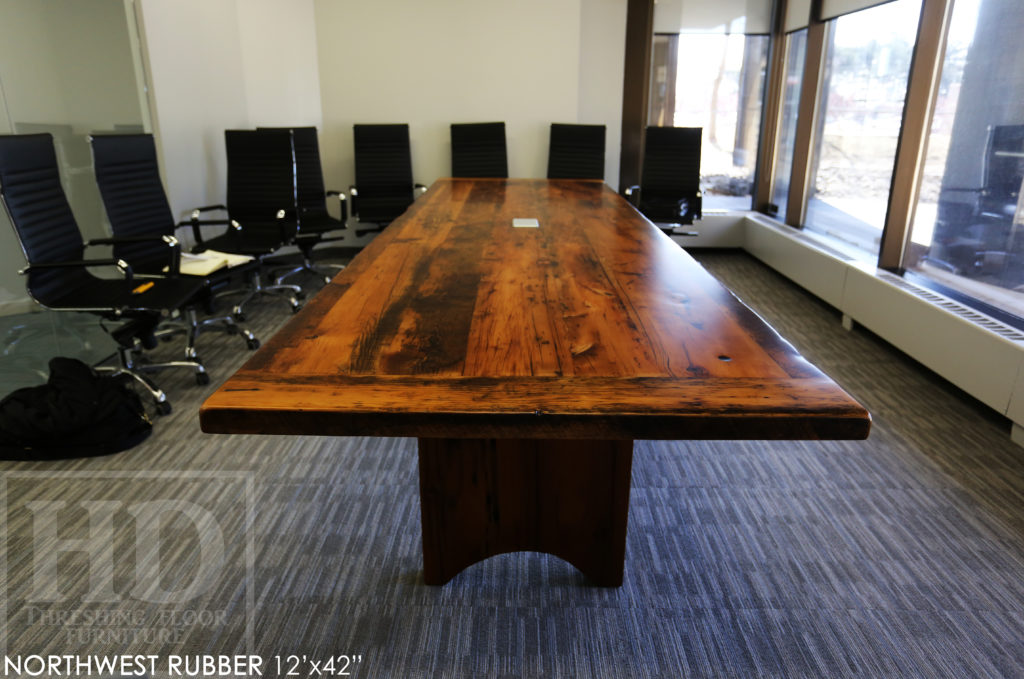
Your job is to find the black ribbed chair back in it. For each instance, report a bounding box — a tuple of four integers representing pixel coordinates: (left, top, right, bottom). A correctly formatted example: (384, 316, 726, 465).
(638, 126, 702, 224)
(225, 129, 297, 240)
(257, 125, 345, 229)
(254, 126, 348, 284)
(91, 134, 176, 273)
(353, 123, 415, 223)
(641, 126, 701, 197)
(0, 134, 89, 305)
(289, 126, 329, 221)
(547, 123, 605, 180)
(0, 133, 214, 403)
(450, 122, 508, 178)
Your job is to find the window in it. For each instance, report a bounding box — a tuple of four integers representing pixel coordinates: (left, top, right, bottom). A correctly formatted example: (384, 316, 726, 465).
(770, 29, 808, 220)
(648, 1, 772, 210)
(803, 0, 921, 259)
(673, 34, 769, 210)
(905, 0, 1024, 320)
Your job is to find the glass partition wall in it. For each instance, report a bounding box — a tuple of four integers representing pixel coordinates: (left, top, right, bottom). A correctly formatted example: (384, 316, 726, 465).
(0, 0, 152, 389)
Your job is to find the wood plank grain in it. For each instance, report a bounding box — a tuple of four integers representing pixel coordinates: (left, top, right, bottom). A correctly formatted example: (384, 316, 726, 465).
(201, 179, 870, 441)
(201, 375, 869, 440)
(418, 437, 633, 586)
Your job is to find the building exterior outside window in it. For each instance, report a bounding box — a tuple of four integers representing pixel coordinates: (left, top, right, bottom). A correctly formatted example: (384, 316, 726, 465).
(906, 0, 1024, 321)
(803, 0, 921, 258)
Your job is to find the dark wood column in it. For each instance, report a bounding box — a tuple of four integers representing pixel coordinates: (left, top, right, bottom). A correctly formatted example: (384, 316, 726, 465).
(752, 0, 790, 213)
(619, 0, 655, 193)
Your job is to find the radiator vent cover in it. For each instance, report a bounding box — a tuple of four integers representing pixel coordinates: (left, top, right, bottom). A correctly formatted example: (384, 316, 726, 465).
(877, 272, 1024, 343)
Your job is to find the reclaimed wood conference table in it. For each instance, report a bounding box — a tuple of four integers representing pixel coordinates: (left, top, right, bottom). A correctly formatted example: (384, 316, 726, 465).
(200, 178, 870, 586)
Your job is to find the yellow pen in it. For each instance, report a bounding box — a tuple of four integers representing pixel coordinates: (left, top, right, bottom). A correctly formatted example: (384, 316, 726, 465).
(132, 281, 155, 295)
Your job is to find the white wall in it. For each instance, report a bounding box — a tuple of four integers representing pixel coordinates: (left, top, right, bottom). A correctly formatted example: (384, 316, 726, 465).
(138, 0, 323, 221)
(137, 0, 250, 221)
(313, 0, 624, 195)
(236, 0, 323, 130)
(578, 0, 627, 191)
(138, 0, 627, 218)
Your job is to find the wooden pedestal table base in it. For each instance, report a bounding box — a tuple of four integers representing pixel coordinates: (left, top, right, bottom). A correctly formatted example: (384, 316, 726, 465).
(418, 437, 634, 586)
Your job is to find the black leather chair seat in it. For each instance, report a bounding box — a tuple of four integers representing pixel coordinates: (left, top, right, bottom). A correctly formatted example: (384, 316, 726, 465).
(41, 271, 205, 314)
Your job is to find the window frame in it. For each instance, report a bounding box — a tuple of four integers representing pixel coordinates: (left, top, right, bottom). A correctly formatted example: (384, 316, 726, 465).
(878, 0, 955, 270)
(648, 31, 772, 210)
(629, 0, 956, 270)
(752, 0, 953, 273)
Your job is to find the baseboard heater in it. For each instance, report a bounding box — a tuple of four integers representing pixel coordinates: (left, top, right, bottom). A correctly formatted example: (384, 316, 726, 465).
(741, 215, 1024, 446)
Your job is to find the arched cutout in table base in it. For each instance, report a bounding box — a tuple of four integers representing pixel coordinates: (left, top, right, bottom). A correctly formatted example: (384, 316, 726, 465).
(417, 437, 633, 587)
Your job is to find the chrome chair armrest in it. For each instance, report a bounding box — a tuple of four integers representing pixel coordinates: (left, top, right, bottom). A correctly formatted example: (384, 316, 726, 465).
(20, 258, 134, 283)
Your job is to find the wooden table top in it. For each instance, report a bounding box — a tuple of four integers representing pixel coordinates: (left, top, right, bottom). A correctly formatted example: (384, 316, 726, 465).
(200, 178, 870, 440)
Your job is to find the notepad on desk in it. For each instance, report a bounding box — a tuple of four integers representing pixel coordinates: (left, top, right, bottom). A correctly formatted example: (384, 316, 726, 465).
(165, 250, 255, 276)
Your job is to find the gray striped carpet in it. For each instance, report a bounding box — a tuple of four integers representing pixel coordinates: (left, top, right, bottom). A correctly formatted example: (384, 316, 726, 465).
(2, 250, 1023, 678)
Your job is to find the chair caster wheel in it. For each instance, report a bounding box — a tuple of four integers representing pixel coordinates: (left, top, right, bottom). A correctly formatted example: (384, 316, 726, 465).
(155, 400, 172, 416)
(233, 310, 246, 322)
(195, 371, 210, 386)
(246, 338, 261, 350)
(290, 303, 303, 314)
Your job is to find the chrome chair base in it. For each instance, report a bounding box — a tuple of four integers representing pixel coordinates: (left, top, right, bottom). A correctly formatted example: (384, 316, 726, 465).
(95, 339, 206, 415)
(229, 269, 303, 320)
(274, 256, 345, 286)
(155, 309, 260, 351)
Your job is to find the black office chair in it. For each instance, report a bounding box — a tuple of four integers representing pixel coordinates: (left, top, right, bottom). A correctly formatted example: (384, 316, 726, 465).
(90, 133, 260, 351)
(450, 122, 508, 178)
(930, 124, 1024, 282)
(0, 133, 211, 412)
(547, 123, 606, 180)
(350, 124, 426, 238)
(187, 129, 303, 318)
(258, 126, 348, 285)
(626, 126, 702, 230)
